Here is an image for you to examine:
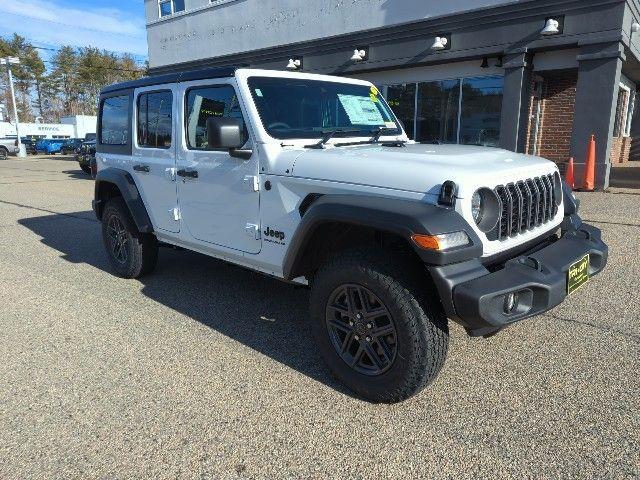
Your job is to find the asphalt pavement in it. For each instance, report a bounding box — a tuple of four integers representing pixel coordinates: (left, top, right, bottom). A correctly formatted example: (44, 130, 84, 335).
(0, 155, 638, 479)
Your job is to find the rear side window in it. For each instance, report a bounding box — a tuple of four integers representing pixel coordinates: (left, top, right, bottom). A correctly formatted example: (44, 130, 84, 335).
(137, 90, 173, 149)
(185, 85, 247, 150)
(100, 95, 130, 145)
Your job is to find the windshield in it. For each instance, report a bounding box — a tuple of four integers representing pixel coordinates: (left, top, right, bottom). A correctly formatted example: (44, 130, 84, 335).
(248, 77, 402, 140)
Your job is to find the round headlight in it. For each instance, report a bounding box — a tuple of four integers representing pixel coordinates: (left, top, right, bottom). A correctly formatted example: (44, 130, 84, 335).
(471, 190, 483, 225)
(471, 188, 501, 233)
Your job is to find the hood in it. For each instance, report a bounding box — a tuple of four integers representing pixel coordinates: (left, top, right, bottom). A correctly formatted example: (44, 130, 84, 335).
(289, 143, 559, 198)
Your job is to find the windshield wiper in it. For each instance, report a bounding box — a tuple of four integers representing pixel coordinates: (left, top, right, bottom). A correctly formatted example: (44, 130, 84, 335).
(304, 128, 362, 149)
(369, 126, 406, 145)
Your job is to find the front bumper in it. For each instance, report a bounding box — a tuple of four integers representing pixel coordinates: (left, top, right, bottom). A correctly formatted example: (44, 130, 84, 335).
(428, 221, 608, 337)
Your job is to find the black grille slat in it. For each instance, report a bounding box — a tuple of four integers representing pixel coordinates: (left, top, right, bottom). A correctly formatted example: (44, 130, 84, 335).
(507, 184, 520, 237)
(542, 175, 554, 222)
(536, 177, 547, 223)
(492, 174, 559, 241)
(527, 179, 540, 227)
(546, 174, 558, 218)
(520, 181, 533, 230)
(495, 186, 508, 240)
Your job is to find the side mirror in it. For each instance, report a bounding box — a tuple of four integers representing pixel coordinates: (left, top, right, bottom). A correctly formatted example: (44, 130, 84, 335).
(206, 117, 244, 149)
(206, 116, 253, 159)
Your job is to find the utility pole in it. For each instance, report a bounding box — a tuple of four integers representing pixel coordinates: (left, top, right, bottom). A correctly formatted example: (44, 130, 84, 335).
(1, 57, 26, 158)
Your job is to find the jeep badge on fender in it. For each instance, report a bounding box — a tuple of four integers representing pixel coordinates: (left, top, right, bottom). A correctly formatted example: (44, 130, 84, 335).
(93, 67, 608, 403)
(264, 227, 285, 242)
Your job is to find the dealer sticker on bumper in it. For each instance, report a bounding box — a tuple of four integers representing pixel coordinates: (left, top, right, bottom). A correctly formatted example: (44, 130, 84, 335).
(567, 254, 590, 294)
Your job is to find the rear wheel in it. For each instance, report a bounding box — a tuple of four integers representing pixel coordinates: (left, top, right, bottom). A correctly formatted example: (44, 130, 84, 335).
(101, 197, 158, 278)
(310, 249, 449, 403)
(0, 147, 8, 160)
(80, 164, 91, 174)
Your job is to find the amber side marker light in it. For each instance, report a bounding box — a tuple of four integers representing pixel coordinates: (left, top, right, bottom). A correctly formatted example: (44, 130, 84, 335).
(411, 232, 470, 251)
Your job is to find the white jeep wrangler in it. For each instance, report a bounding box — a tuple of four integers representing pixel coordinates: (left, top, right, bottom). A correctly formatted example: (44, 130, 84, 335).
(94, 68, 608, 402)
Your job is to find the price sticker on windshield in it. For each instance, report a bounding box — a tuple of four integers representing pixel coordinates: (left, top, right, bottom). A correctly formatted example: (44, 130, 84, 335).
(337, 94, 385, 125)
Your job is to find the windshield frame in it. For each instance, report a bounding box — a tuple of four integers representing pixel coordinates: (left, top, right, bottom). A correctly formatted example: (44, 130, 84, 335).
(246, 75, 404, 141)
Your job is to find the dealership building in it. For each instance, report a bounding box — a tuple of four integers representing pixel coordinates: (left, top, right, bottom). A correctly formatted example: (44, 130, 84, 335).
(0, 115, 97, 140)
(144, 0, 640, 188)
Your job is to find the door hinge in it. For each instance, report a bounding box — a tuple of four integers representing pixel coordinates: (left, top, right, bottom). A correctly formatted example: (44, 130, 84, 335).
(169, 207, 181, 221)
(165, 167, 177, 181)
(245, 223, 260, 240)
(243, 175, 259, 192)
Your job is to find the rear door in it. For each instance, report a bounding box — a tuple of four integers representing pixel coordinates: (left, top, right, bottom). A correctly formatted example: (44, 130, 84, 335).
(131, 85, 179, 233)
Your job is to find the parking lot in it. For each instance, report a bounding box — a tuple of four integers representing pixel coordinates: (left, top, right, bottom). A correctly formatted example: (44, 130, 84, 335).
(0, 154, 638, 478)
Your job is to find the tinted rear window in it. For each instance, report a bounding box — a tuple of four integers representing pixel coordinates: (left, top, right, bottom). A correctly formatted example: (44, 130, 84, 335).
(100, 95, 130, 145)
(137, 91, 172, 149)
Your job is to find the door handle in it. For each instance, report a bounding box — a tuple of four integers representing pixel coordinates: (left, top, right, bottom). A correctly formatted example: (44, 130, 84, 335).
(176, 169, 198, 179)
(133, 164, 150, 173)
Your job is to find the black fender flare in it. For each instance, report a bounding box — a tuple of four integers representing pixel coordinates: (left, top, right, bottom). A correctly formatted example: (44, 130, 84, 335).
(93, 167, 153, 233)
(282, 194, 482, 280)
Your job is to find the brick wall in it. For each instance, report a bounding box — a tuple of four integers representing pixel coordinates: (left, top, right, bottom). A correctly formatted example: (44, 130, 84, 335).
(525, 69, 578, 163)
(610, 136, 632, 165)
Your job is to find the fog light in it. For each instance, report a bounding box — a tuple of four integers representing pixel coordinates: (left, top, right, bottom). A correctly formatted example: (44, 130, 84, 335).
(504, 292, 518, 314)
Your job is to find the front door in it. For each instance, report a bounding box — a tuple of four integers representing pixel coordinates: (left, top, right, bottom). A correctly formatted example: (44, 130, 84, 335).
(131, 85, 179, 233)
(176, 81, 261, 254)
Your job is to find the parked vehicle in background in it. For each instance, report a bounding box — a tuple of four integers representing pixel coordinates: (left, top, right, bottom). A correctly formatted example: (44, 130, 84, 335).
(0, 137, 20, 159)
(35, 138, 66, 155)
(61, 138, 85, 155)
(76, 139, 95, 174)
(84, 133, 97, 141)
(21, 137, 37, 155)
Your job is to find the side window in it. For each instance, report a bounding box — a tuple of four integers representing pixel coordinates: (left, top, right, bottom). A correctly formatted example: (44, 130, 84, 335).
(186, 85, 247, 150)
(137, 90, 173, 149)
(100, 95, 130, 145)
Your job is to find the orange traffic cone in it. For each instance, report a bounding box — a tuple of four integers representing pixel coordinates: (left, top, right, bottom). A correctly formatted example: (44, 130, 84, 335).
(583, 135, 596, 191)
(565, 157, 575, 189)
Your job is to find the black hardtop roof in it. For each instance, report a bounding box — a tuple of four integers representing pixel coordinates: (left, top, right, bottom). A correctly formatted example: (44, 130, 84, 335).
(100, 66, 238, 95)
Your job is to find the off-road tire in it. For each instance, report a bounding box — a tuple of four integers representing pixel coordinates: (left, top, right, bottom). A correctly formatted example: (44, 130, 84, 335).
(101, 197, 158, 278)
(310, 248, 449, 403)
(0, 147, 8, 160)
(80, 164, 91, 174)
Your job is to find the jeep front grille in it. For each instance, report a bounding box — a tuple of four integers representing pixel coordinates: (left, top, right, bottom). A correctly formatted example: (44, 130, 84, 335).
(491, 174, 558, 241)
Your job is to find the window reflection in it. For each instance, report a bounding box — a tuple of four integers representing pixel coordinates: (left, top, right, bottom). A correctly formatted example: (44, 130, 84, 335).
(459, 76, 504, 147)
(416, 80, 460, 144)
(386, 83, 416, 140)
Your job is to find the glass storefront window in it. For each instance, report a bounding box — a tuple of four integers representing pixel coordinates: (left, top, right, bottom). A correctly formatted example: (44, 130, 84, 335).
(380, 75, 504, 146)
(385, 83, 416, 139)
(415, 80, 460, 144)
(459, 76, 504, 147)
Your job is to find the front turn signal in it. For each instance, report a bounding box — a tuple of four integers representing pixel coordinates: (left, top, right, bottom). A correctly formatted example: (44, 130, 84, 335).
(411, 231, 470, 251)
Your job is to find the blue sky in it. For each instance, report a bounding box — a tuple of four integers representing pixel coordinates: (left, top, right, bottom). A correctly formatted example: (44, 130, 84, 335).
(0, 0, 148, 62)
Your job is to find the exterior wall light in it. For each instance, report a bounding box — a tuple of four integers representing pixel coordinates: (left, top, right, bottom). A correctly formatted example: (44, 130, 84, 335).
(350, 49, 367, 62)
(286, 58, 302, 70)
(632, 22, 640, 33)
(541, 18, 560, 36)
(430, 37, 448, 50)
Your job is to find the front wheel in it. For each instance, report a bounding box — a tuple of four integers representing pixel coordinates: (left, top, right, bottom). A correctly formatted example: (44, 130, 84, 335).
(310, 249, 449, 403)
(101, 197, 158, 278)
(80, 164, 91, 174)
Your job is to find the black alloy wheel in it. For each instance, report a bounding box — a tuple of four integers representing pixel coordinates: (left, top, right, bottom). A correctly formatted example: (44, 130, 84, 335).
(326, 283, 397, 376)
(105, 215, 129, 265)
